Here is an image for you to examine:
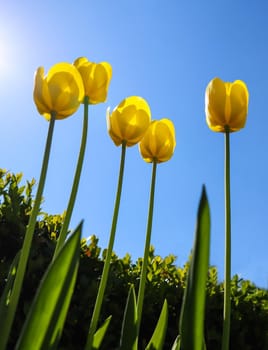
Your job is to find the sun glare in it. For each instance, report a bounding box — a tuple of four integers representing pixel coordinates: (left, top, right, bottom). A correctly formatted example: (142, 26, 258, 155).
(0, 37, 11, 78)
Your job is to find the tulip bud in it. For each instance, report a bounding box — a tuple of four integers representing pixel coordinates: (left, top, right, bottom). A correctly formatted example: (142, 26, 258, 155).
(205, 77, 249, 132)
(139, 119, 176, 163)
(73, 57, 112, 104)
(33, 63, 84, 120)
(107, 96, 151, 146)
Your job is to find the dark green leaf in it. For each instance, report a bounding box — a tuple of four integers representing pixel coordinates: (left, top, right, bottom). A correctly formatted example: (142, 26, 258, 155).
(119, 284, 138, 350)
(179, 186, 210, 350)
(15, 222, 82, 350)
(92, 315, 112, 350)
(145, 299, 168, 350)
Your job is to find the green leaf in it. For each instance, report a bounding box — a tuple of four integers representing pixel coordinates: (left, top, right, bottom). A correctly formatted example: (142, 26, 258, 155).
(179, 186, 210, 350)
(145, 299, 168, 350)
(92, 315, 112, 350)
(0, 251, 21, 336)
(171, 335, 180, 350)
(15, 222, 82, 350)
(119, 284, 138, 350)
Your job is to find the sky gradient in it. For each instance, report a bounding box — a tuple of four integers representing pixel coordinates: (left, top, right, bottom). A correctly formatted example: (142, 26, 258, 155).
(1, 0, 267, 288)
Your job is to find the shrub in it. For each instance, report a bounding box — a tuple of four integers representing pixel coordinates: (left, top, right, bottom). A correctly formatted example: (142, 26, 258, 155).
(0, 169, 267, 349)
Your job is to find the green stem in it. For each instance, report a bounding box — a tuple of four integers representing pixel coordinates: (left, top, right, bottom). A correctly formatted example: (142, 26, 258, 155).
(53, 97, 89, 258)
(85, 142, 127, 350)
(0, 113, 55, 350)
(221, 129, 231, 350)
(137, 160, 157, 334)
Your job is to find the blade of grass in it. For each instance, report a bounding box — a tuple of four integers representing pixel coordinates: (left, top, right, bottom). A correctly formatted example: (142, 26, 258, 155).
(15, 221, 82, 350)
(179, 186, 210, 350)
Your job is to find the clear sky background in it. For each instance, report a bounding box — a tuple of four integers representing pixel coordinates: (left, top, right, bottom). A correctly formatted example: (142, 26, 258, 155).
(0, 0, 267, 289)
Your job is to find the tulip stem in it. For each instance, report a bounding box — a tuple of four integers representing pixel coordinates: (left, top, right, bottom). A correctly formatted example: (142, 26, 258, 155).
(86, 141, 127, 350)
(53, 96, 89, 258)
(221, 128, 231, 350)
(137, 160, 157, 335)
(0, 114, 55, 350)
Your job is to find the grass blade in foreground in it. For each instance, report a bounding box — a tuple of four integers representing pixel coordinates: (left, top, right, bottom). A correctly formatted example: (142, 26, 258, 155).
(15, 222, 82, 350)
(119, 284, 138, 350)
(178, 186, 210, 350)
(145, 299, 168, 350)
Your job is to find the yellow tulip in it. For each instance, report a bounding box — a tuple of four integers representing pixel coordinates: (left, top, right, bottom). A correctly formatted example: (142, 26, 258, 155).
(33, 63, 84, 120)
(139, 119, 176, 163)
(107, 96, 151, 146)
(73, 57, 112, 104)
(205, 77, 249, 132)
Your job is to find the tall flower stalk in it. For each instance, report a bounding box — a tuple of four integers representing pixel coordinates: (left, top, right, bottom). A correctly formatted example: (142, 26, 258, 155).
(137, 118, 176, 334)
(222, 127, 231, 350)
(86, 96, 151, 349)
(54, 57, 112, 256)
(0, 62, 85, 349)
(53, 96, 89, 257)
(136, 160, 157, 333)
(0, 114, 56, 350)
(205, 77, 249, 350)
(86, 141, 126, 349)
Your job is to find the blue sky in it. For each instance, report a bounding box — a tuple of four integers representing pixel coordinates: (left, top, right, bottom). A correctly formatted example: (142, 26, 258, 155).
(0, 0, 267, 288)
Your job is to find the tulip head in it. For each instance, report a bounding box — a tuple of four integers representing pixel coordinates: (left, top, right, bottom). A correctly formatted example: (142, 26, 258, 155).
(73, 57, 112, 104)
(205, 77, 249, 132)
(139, 119, 176, 163)
(33, 63, 84, 120)
(107, 96, 151, 147)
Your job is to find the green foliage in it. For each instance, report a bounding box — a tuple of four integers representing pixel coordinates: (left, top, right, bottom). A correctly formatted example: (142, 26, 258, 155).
(0, 170, 268, 349)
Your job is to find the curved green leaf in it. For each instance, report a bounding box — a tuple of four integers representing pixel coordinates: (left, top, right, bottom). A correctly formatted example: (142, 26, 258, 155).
(92, 315, 112, 350)
(145, 299, 168, 350)
(15, 222, 82, 350)
(119, 284, 138, 350)
(171, 335, 180, 350)
(179, 186, 210, 350)
(0, 251, 21, 330)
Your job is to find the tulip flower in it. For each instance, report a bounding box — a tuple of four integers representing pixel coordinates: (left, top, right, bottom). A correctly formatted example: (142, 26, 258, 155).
(73, 57, 112, 104)
(107, 96, 151, 146)
(33, 63, 84, 120)
(205, 77, 249, 132)
(139, 119, 176, 163)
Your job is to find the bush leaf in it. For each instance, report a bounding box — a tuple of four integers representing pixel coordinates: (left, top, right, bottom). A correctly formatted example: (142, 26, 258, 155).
(179, 186, 210, 350)
(145, 299, 168, 350)
(15, 222, 82, 350)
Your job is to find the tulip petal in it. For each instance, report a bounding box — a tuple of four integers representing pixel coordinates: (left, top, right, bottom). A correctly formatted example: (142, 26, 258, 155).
(228, 80, 249, 131)
(205, 78, 227, 132)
